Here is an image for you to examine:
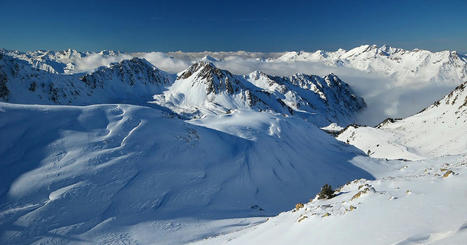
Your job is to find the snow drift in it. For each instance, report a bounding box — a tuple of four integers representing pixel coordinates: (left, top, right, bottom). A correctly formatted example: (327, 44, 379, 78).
(0, 103, 373, 244)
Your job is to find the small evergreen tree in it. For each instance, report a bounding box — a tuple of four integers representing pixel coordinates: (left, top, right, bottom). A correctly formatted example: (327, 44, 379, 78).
(318, 184, 335, 199)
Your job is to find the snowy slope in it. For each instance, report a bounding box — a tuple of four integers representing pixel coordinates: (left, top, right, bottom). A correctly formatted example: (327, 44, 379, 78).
(154, 61, 365, 126)
(195, 154, 467, 245)
(190, 80, 467, 245)
(0, 102, 373, 244)
(337, 81, 467, 160)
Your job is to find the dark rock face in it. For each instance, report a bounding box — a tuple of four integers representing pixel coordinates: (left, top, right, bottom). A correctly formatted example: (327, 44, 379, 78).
(0, 55, 172, 105)
(179, 61, 239, 95)
(0, 70, 9, 100)
(247, 71, 366, 125)
(81, 58, 170, 89)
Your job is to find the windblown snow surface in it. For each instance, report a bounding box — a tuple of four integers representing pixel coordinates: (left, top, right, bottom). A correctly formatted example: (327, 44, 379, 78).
(193, 82, 467, 245)
(0, 47, 467, 245)
(0, 103, 373, 244)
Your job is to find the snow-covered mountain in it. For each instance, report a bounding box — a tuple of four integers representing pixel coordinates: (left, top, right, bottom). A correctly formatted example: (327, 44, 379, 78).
(337, 81, 467, 160)
(1, 49, 131, 74)
(1, 53, 365, 126)
(155, 61, 365, 126)
(4, 45, 466, 124)
(154, 61, 294, 117)
(5, 45, 467, 87)
(245, 71, 365, 126)
(0, 54, 172, 105)
(273, 44, 467, 86)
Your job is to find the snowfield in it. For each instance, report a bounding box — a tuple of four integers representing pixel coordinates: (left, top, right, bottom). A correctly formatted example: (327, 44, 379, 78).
(0, 103, 373, 244)
(1, 46, 467, 245)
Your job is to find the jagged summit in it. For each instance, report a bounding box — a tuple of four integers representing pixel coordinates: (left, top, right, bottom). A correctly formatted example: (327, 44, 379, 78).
(246, 71, 366, 126)
(81, 57, 170, 89)
(176, 61, 241, 96)
(156, 61, 294, 116)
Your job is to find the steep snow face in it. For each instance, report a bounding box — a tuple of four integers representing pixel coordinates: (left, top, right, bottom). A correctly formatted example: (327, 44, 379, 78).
(274, 44, 467, 86)
(0, 54, 172, 105)
(196, 155, 467, 245)
(155, 62, 365, 126)
(337, 81, 467, 160)
(0, 103, 373, 244)
(245, 71, 366, 126)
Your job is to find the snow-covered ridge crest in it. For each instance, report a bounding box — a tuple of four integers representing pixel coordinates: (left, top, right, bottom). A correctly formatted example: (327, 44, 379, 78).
(337, 80, 467, 160)
(80, 57, 171, 89)
(245, 70, 366, 126)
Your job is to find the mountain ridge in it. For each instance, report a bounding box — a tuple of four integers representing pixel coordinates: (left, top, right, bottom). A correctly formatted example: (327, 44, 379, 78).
(1, 53, 365, 126)
(337, 80, 467, 160)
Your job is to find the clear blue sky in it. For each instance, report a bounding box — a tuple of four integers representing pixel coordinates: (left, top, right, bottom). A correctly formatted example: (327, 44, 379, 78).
(1, 0, 466, 52)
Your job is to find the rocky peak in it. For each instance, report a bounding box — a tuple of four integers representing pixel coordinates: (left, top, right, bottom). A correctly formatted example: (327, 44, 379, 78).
(80, 57, 170, 89)
(178, 61, 239, 94)
(249, 70, 269, 80)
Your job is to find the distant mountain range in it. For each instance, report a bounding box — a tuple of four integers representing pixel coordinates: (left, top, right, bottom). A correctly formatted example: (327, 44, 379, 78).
(3, 45, 466, 87)
(0, 52, 365, 126)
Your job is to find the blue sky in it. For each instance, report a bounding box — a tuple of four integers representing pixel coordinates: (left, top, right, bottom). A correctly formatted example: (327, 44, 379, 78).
(0, 0, 466, 52)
